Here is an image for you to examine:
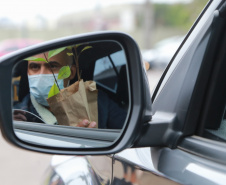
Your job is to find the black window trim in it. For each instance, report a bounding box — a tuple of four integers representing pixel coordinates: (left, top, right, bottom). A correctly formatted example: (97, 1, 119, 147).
(181, 10, 226, 137)
(196, 7, 226, 136)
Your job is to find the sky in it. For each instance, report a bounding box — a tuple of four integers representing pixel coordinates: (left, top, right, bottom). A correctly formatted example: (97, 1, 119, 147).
(1, 0, 192, 23)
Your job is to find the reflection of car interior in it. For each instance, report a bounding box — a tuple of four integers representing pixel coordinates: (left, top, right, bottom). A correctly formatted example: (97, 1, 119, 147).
(93, 51, 128, 108)
(75, 41, 128, 109)
(13, 41, 129, 112)
(12, 41, 128, 147)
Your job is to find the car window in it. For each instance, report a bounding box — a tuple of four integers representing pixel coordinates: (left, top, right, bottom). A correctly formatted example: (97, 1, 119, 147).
(205, 109, 226, 142)
(94, 56, 118, 92)
(198, 14, 226, 143)
(93, 50, 126, 93)
(110, 50, 127, 71)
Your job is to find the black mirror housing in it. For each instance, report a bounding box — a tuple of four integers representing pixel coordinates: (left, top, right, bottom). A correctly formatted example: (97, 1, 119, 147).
(0, 31, 152, 155)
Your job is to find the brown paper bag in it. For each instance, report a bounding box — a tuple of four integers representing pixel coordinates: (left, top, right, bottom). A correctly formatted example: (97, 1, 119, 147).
(47, 79, 98, 127)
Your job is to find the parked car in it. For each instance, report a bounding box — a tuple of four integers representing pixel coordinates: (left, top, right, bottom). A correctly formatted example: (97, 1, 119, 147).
(1, 1, 226, 185)
(0, 39, 42, 57)
(142, 36, 184, 69)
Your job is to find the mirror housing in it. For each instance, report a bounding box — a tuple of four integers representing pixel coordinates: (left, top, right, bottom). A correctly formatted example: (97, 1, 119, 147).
(0, 32, 152, 155)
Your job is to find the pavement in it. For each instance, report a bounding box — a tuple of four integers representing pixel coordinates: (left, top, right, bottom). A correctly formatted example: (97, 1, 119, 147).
(0, 69, 163, 185)
(0, 134, 52, 185)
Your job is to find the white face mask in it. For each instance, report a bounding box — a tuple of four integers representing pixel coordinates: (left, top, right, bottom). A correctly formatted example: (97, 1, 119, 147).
(28, 74, 64, 106)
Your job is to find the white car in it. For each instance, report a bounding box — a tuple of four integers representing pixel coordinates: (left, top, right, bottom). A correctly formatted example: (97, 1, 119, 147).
(142, 36, 184, 69)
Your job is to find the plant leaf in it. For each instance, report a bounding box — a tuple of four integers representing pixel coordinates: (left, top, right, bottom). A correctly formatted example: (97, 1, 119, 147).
(58, 66, 71, 80)
(48, 83, 60, 98)
(24, 57, 47, 63)
(67, 52, 73, 56)
(81, 46, 92, 53)
(75, 44, 82, 48)
(48, 47, 66, 59)
(66, 46, 73, 50)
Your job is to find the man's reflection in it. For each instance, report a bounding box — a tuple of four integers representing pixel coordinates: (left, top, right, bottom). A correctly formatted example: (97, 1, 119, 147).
(13, 49, 126, 129)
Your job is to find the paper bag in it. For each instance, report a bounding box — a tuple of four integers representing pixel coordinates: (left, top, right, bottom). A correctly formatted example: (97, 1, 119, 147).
(47, 79, 98, 127)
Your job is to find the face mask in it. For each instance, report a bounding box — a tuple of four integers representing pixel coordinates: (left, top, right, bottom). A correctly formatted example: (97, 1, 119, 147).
(28, 74, 64, 106)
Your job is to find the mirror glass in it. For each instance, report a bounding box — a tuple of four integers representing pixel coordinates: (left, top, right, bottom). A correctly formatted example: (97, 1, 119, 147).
(12, 40, 129, 148)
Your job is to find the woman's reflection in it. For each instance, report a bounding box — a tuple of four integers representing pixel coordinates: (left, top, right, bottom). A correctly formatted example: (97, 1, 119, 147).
(13, 48, 127, 129)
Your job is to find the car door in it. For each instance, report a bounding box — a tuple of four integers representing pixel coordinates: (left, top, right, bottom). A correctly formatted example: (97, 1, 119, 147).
(113, 0, 226, 185)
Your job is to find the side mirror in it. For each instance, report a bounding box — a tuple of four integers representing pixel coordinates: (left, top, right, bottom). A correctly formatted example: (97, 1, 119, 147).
(0, 32, 152, 155)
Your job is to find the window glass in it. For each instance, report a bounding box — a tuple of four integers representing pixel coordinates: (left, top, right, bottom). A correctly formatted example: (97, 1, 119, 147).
(205, 110, 226, 141)
(93, 50, 126, 93)
(94, 56, 114, 76)
(110, 50, 127, 71)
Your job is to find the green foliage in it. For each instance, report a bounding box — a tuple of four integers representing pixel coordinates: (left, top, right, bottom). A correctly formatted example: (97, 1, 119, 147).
(66, 46, 73, 50)
(48, 82, 60, 98)
(75, 44, 82, 48)
(153, 1, 208, 29)
(67, 52, 73, 56)
(154, 4, 190, 28)
(48, 47, 67, 59)
(81, 46, 92, 53)
(58, 66, 71, 80)
(24, 57, 47, 63)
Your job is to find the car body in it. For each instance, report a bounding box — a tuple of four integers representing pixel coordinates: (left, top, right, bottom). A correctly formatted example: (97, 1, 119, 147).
(1, 0, 226, 185)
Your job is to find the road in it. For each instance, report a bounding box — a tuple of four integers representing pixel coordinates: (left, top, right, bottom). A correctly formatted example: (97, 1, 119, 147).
(0, 69, 163, 185)
(0, 134, 52, 185)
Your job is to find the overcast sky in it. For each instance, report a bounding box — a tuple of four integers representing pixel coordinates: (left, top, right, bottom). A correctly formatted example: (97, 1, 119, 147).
(1, 0, 192, 23)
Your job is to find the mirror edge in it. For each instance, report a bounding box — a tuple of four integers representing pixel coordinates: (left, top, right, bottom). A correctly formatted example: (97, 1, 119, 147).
(0, 31, 152, 155)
